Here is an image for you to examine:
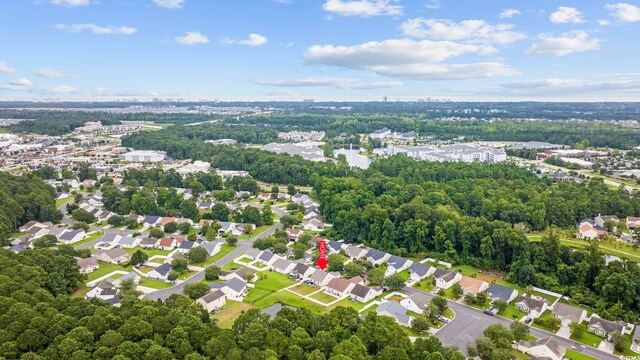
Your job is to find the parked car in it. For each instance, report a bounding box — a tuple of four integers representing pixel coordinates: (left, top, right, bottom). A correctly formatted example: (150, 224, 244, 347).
(483, 309, 495, 316)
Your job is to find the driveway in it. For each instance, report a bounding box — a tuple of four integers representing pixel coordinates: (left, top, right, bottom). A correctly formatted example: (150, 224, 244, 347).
(403, 287, 619, 360)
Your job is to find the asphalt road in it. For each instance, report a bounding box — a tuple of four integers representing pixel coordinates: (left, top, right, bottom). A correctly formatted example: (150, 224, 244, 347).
(143, 221, 283, 301)
(403, 287, 619, 360)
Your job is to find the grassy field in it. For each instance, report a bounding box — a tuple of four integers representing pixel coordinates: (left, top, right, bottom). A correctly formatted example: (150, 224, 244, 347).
(86, 261, 132, 282)
(499, 303, 527, 321)
(213, 300, 253, 328)
(55, 196, 73, 207)
(201, 243, 237, 266)
(237, 224, 272, 240)
(570, 330, 602, 348)
(527, 234, 640, 262)
(308, 291, 339, 304)
(289, 283, 318, 296)
(72, 231, 105, 248)
(139, 278, 172, 289)
(244, 271, 297, 305)
(70, 286, 91, 299)
(178, 270, 196, 280)
(412, 279, 435, 292)
(565, 349, 598, 360)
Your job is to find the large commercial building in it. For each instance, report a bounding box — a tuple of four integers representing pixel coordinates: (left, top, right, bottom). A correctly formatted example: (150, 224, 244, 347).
(120, 150, 166, 163)
(386, 144, 506, 164)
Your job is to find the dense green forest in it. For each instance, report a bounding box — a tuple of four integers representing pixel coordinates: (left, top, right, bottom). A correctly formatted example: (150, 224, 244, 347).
(0, 173, 62, 245)
(0, 248, 464, 359)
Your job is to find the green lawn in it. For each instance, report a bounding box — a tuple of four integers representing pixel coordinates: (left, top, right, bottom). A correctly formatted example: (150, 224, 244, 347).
(212, 300, 253, 328)
(237, 224, 272, 240)
(289, 283, 318, 296)
(201, 243, 237, 266)
(412, 279, 435, 292)
(10, 231, 26, 238)
(122, 247, 173, 257)
(86, 261, 132, 282)
(308, 291, 339, 304)
(178, 270, 196, 280)
(570, 330, 602, 348)
(70, 286, 91, 299)
(565, 349, 598, 360)
(527, 234, 640, 262)
(137, 266, 155, 274)
(244, 271, 297, 304)
(72, 231, 105, 248)
(499, 303, 527, 321)
(531, 311, 559, 333)
(139, 278, 172, 289)
(613, 334, 640, 357)
(55, 196, 73, 207)
(396, 269, 410, 281)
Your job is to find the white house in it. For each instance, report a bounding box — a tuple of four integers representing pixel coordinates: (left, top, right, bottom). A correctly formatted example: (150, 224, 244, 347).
(94, 248, 131, 265)
(76, 257, 99, 274)
(400, 292, 431, 314)
(272, 258, 296, 274)
(58, 229, 86, 244)
(515, 296, 548, 319)
(86, 280, 117, 301)
(147, 263, 172, 281)
(349, 284, 382, 303)
(196, 290, 227, 312)
(433, 269, 462, 289)
(408, 262, 435, 282)
(518, 337, 565, 360)
(325, 278, 355, 297)
(214, 278, 247, 301)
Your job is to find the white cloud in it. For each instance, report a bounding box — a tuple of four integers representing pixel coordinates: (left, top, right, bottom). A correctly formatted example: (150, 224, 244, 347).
(174, 31, 209, 45)
(0, 60, 15, 74)
(304, 39, 515, 80)
(56, 23, 137, 35)
(425, 0, 440, 10)
(550, 6, 585, 24)
(501, 77, 640, 95)
(400, 18, 526, 44)
(50, 85, 77, 94)
(598, 19, 611, 26)
(153, 0, 185, 9)
(9, 78, 33, 87)
(222, 33, 268, 46)
(322, 0, 402, 17)
(36, 68, 66, 78)
(256, 77, 402, 89)
(273, 0, 292, 3)
(606, 3, 640, 22)
(499, 9, 521, 19)
(526, 31, 601, 56)
(51, 0, 90, 7)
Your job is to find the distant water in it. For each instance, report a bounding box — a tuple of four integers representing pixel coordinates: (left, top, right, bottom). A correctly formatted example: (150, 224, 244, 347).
(334, 148, 372, 169)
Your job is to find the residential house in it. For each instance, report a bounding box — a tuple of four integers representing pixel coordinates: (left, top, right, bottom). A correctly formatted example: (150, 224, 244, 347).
(633, 326, 640, 352)
(157, 237, 177, 250)
(143, 216, 162, 227)
(458, 276, 489, 295)
(515, 296, 548, 319)
(139, 237, 158, 249)
(201, 242, 221, 257)
(213, 278, 248, 301)
(310, 269, 333, 286)
(197, 201, 214, 211)
(177, 240, 198, 253)
(58, 229, 86, 244)
(196, 290, 227, 312)
(385, 255, 412, 276)
(272, 258, 296, 274)
(487, 284, 518, 303)
(86, 280, 118, 301)
(285, 227, 302, 241)
(218, 222, 237, 236)
(76, 257, 99, 274)
(257, 193, 271, 201)
(408, 262, 435, 282)
(291, 193, 311, 204)
(304, 207, 321, 220)
(325, 278, 355, 297)
(147, 263, 172, 281)
(94, 248, 131, 265)
(595, 215, 619, 230)
(100, 233, 122, 246)
(365, 249, 391, 265)
(400, 292, 431, 314)
(344, 245, 367, 260)
(576, 219, 607, 240)
(376, 301, 412, 327)
(112, 272, 141, 287)
(244, 248, 262, 260)
(588, 317, 625, 340)
(18, 221, 51, 233)
(553, 303, 587, 325)
(517, 337, 566, 360)
(291, 263, 315, 280)
(117, 236, 141, 249)
(349, 284, 381, 303)
(627, 216, 640, 231)
(257, 250, 278, 266)
(326, 240, 344, 254)
(302, 219, 324, 231)
(221, 267, 258, 283)
(433, 269, 462, 289)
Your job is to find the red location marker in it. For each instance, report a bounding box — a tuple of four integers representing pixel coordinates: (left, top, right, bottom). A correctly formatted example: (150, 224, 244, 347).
(316, 240, 328, 270)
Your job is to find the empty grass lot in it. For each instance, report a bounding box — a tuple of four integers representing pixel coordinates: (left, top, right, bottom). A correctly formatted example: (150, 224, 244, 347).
(86, 261, 132, 282)
(213, 300, 253, 328)
(309, 291, 339, 304)
(289, 283, 318, 296)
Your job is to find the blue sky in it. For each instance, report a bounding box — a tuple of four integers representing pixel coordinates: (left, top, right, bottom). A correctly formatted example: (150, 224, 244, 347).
(1, 0, 639, 101)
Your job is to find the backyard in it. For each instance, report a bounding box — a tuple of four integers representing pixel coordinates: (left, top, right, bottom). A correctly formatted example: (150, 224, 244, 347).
(308, 291, 339, 304)
(86, 261, 132, 282)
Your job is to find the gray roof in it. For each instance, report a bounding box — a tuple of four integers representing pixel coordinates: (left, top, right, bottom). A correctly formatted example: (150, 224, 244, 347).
(376, 301, 411, 324)
(144, 216, 162, 224)
(153, 263, 172, 276)
(487, 284, 516, 301)
(272, 258, 293, 271)
(345, 245, 366, 258)
(366, 248, 387, 261)
(516, 296, 546, 313)
(633, 325, 640, 342)
(327, 240, 343, 252)
(588, 317, 625, 334)
(179, 240, 196, 250)
(59, 229, 83, 241)
(224, 278, 247, 293)
(350, 284, 372, 298)
(76, 257, 98, 269)
(433, 268, 458, 282)
(310, 269, 330, 282)
(406, 292, 430, 310)
(118, 236, 138, 246)
(139, 237, 158, 246)
(408, 262, 432, 277)
(519, 337, 565, 358)
(199, 289, 225, 303)
(292, 262, 310, 275)
(259, 250, 275, 262)
(387, 255, 409, 269)
(201, 242, 219, 255)
(553, 303, 586, 323)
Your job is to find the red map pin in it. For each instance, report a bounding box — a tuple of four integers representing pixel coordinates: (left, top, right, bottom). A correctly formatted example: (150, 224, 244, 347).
(316, 240, 328, 270)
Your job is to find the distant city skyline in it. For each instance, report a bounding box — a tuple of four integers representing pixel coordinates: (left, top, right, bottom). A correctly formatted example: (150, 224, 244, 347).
(1, 0, 640, 101)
